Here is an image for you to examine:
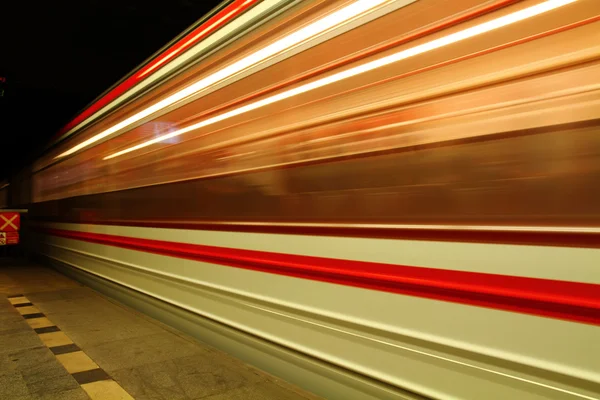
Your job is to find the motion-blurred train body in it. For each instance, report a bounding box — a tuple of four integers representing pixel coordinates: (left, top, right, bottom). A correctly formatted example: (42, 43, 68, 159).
(20, 0, 600, 398)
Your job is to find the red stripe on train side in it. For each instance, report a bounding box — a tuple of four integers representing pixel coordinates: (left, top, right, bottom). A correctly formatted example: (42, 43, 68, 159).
(40, 227, 600, 326)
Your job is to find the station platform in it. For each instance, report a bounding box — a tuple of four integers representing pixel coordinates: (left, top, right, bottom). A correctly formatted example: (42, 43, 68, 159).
(0, 258, 320, 400)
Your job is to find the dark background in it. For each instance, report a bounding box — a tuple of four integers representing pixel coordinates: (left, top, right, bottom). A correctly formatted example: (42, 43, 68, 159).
(0, 0, 222, 180)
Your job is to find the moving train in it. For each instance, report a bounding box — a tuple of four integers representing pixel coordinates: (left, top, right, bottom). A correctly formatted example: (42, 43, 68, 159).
(20, 0, 600, 398)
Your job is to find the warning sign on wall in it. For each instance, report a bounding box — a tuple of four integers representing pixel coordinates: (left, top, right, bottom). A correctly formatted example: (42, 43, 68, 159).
(0, 213, 20, 232)
(0, 231, 19, 245)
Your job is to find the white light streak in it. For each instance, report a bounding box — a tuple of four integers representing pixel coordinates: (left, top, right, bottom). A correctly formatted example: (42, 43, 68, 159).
(104, 0, 577, 160)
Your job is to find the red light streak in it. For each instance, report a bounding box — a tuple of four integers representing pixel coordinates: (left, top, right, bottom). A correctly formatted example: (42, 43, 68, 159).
(53, 0, 258, 142)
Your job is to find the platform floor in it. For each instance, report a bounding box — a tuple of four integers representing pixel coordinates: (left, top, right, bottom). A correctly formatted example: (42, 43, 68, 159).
(0, 258, 320, 400)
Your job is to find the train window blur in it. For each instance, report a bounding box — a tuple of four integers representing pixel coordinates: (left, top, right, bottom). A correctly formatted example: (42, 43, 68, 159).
(31, 0, 600, 228)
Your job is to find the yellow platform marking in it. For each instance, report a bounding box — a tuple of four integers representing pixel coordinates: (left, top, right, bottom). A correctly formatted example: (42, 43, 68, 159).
(57, 351, 100, 374)
(81, 380, 135, 400)
(17, 305, 40, 315)
(7, 295, 135, 400)
(8, 296, 29, 305)
(38, 331, 74, 347)
(26, 316, 55, 329)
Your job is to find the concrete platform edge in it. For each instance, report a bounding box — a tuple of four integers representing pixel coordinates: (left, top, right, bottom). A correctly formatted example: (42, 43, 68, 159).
(37, 254, 421, 400)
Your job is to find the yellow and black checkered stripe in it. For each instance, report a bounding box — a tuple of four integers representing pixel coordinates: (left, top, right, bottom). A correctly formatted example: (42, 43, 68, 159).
(8, 294, 134, 400)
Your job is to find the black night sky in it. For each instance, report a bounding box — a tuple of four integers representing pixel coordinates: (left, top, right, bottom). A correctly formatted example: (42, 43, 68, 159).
(0, 0, 222, 180)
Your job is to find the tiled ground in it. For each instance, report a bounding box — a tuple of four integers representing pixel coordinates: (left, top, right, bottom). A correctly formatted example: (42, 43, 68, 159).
(0, 258, 320, 400)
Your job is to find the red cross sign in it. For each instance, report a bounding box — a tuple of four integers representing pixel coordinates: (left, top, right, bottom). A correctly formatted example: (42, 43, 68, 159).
(0, 213, 20, 232)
